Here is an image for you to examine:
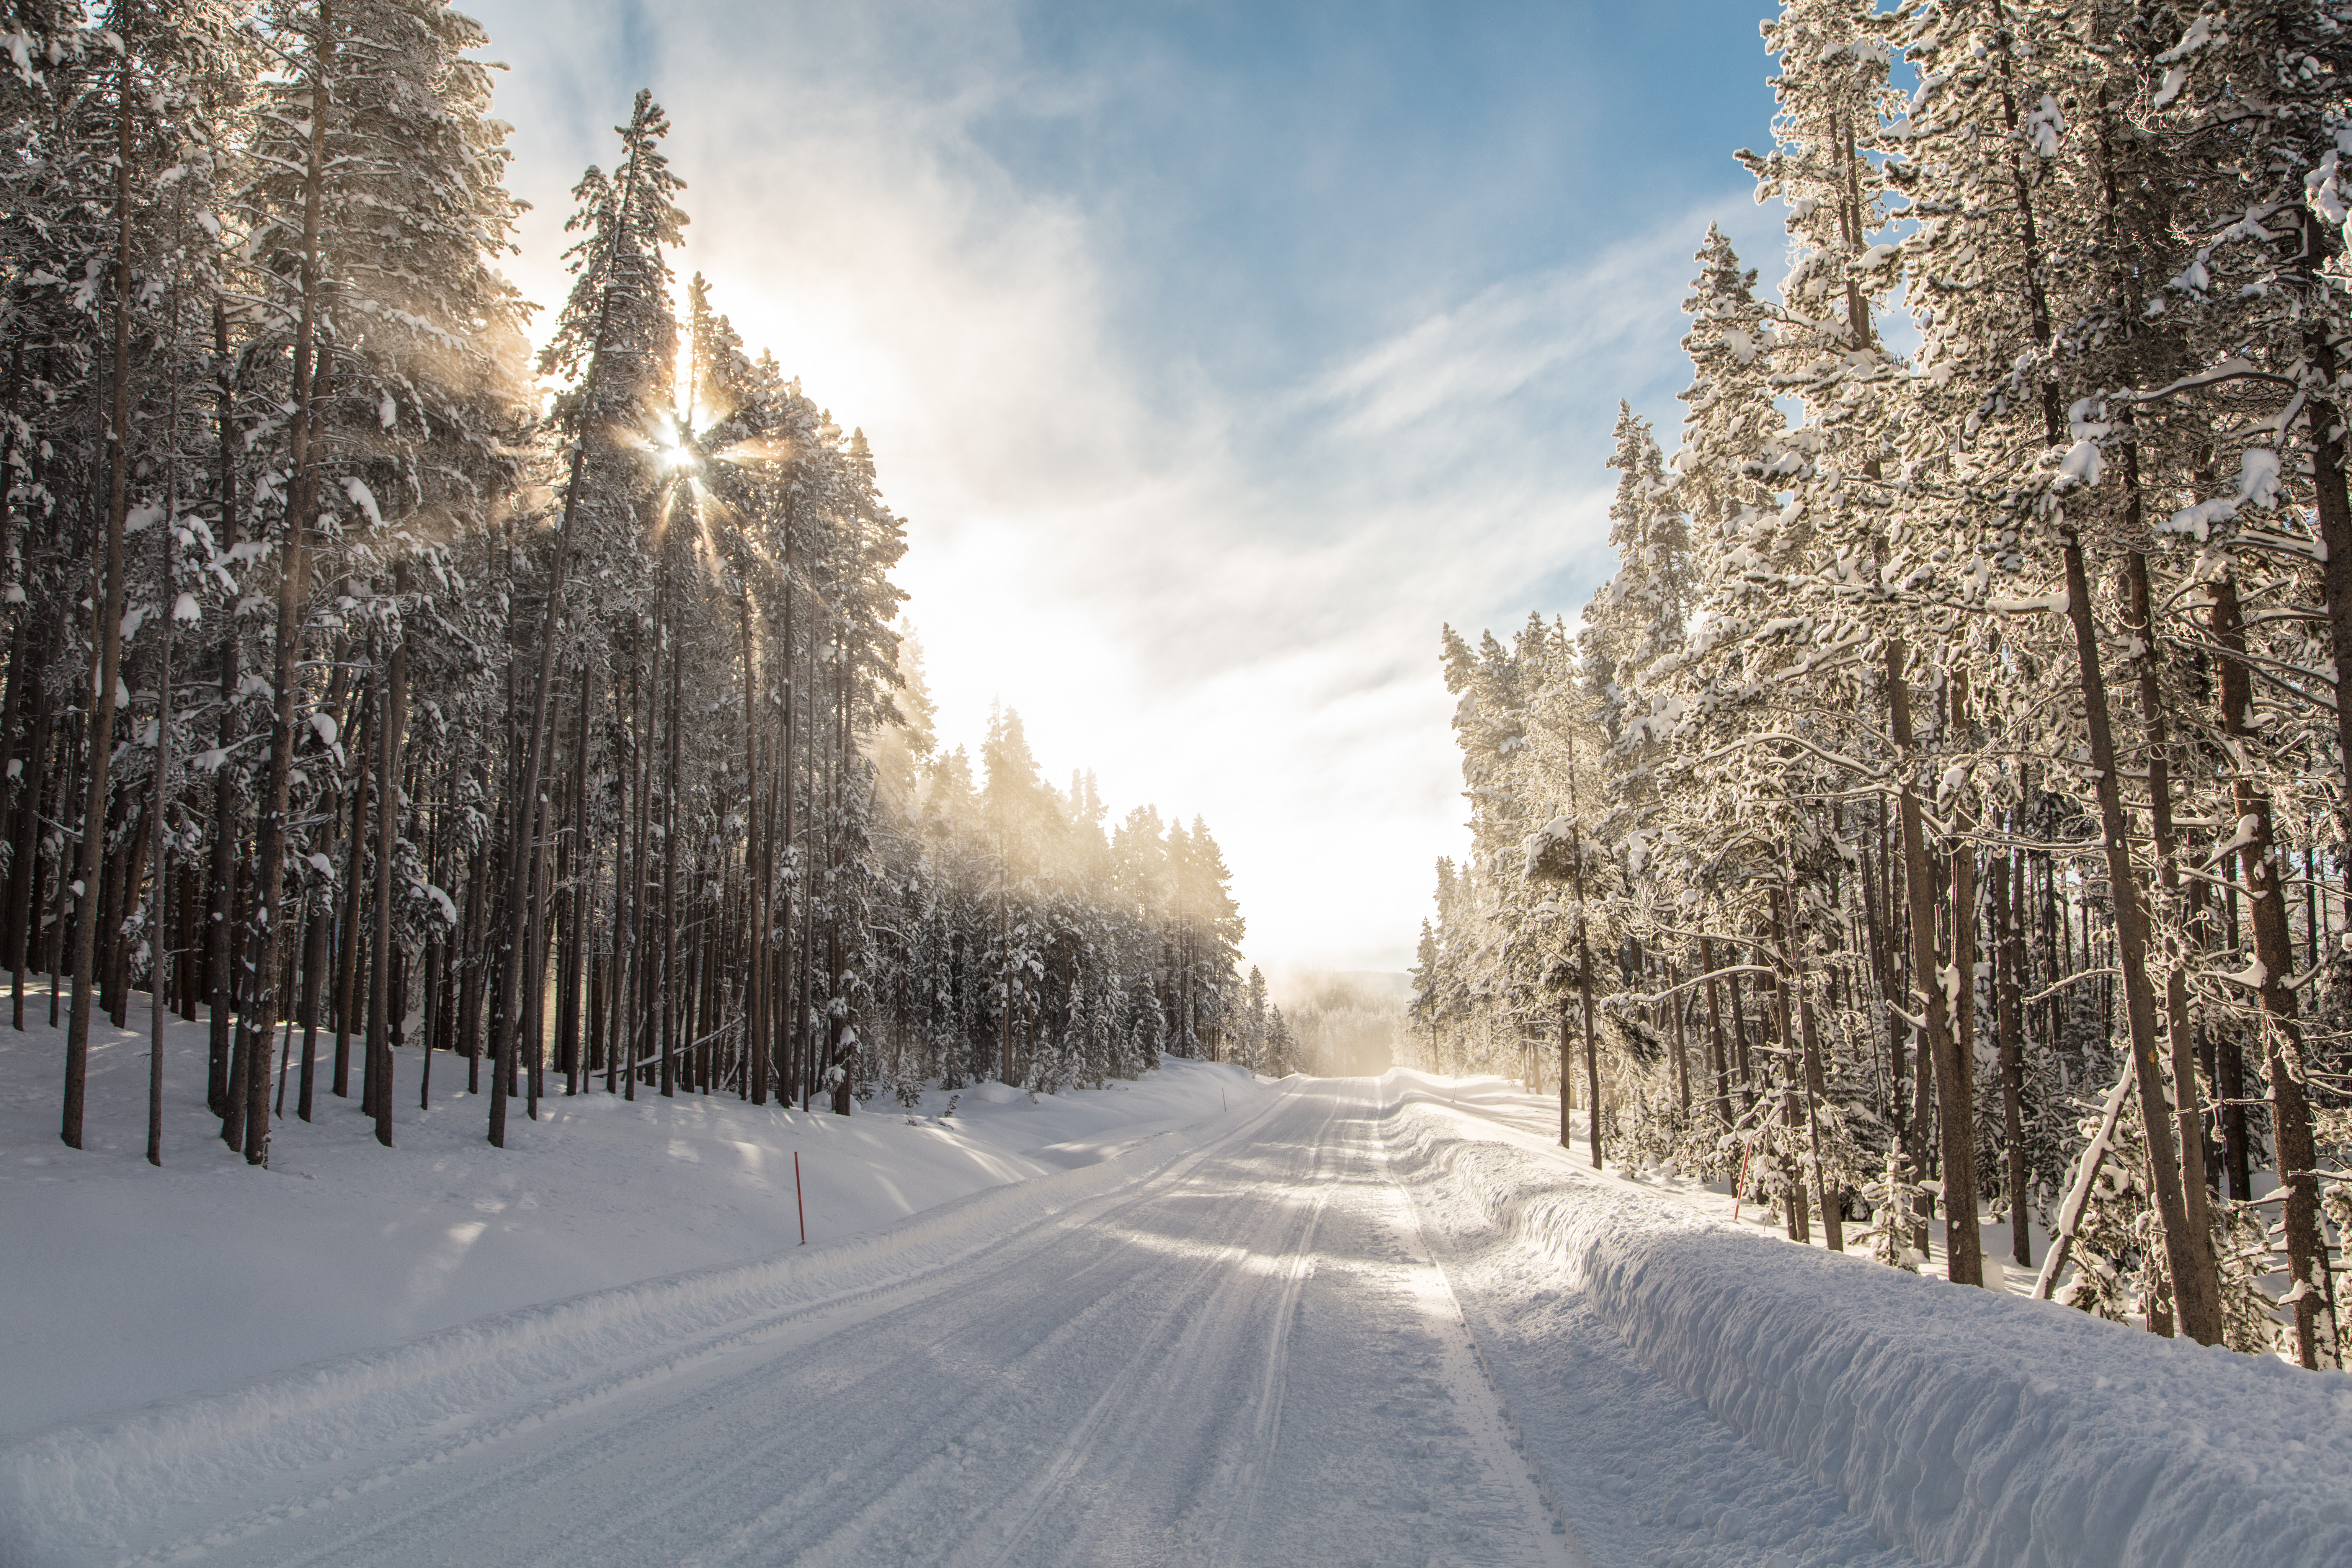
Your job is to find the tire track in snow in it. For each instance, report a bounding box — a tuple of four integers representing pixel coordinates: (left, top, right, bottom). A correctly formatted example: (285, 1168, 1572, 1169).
(1375, 1094, 1591, 1568)
(84, 1083, 1589, 1568)
(953, 1094, 1344, 1568)
(655, 1091, 1345, 1568)
(696, 1107, 1336, 1568)
(982, 1093, 1347, 1568)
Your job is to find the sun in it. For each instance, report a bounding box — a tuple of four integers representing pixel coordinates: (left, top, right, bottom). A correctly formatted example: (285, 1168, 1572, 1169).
(654, 419, 699, 472)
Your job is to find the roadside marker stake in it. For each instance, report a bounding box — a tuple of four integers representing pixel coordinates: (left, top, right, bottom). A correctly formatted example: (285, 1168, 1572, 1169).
(795, 1149, 806, 1245)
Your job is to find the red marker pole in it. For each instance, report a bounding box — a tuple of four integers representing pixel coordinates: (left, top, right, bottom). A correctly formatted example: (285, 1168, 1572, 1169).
(794, 1149, 806, 1245)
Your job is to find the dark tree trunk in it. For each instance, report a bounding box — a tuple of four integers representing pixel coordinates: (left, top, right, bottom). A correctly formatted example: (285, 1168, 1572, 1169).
(1993, 840, 2031, 1268)
(368, 564, 410, 1147)
(233, 8, 336, 1168)
(2058, 537, 2216, 1341)
(1557, 1000, 1572, 1148)
(204, 305, 243, 1106)
(2127, 549, 2218, 1315)
(1700, 934, 1731, 1126)
(1885, 636, 1980, 1286)
(2210, 573, 2327, 1366)
(64, 51, 139, 1150)
(1580, 922, 1600, 1170)
(338, 685, 370, 1100)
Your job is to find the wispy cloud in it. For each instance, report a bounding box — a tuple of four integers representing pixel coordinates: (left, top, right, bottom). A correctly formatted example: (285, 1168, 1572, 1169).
(1305, 223, 1698, 448)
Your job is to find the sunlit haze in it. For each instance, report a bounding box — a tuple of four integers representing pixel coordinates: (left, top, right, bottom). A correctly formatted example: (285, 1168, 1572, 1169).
(465, 0, 1782, 983)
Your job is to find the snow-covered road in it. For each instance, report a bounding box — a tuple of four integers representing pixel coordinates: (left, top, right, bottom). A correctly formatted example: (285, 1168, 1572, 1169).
(14, 1081, 1947, 1568)
(126, 1081, 1603, 1568)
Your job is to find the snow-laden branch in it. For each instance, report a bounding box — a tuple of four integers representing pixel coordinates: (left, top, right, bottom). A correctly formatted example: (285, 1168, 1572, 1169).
(2033, 1056, 2139, 1302)
(2023, 967, 2118, 1005)
(1683, 730, 1888, 782)
(2109, 357, 2299, 404)
(1607, 964, 1780, 1008)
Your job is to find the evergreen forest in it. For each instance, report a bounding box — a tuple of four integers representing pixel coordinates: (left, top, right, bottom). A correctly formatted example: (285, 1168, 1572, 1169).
(0, 0, 1265, 1179)
(1412, 0, 2352, 1368)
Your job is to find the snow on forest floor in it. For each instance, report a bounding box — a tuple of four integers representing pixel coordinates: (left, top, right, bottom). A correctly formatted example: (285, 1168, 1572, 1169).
(1394, 1069, 2059, 1287)
(1414, 1068, 2304, 1311)
(0, 987, 1268, 1439)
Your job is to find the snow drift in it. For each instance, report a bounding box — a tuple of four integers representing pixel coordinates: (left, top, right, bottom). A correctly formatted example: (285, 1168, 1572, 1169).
(1384, 1093, 2352, 1568)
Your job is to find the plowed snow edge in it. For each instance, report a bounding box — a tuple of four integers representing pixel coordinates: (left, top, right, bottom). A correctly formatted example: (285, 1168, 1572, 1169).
(1380, 1093, 2352, 1568)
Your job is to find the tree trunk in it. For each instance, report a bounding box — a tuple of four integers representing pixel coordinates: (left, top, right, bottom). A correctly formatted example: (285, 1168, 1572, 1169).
(235, 11, 335, 1166)
(1580, 921, 1600, 1169)
(2291, 225, 2352, 884)
(1557, 999, 1572, 1148)
(63, 47, 138, 1150)
(1788, 896, 1840, 1251)
(1767, 889, 1813, 1245)
(1993, 839, 2031, 1268)
(146, 444, 178, 1168)
(204, 305, 242, 1107)
(2127, 549, 2219, 1315)
(47, 712, 82, 1032)
(2210, 572, 2327, 1367)
(459, 822, 486, 1091)
(1700, 934, 1731, 1126)
(1671, 963, 1690, 1117)
(338, 683, 370, 1100)
(661, 558, 680, 1100)
(562, 664, 590, 1096)
(2054, 537, 2215, 1339)
(741, 596, 766, 1106)
(1885, 636, 1981, 1285)
(368, 563, 409, 1147)
(1945, 668, 1981, 1270)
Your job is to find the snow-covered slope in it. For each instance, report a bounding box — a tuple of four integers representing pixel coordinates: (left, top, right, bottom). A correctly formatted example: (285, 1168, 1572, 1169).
(0, 993, 1265, 1438)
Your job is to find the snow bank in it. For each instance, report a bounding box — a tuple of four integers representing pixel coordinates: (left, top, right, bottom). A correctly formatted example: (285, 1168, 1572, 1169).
(1382, 1092, 2352, 1568)
(0, 1085, 1284, 1563)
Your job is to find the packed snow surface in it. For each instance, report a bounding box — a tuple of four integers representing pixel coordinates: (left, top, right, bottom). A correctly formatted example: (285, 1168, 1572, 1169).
(4, 1017, 2348, 1567)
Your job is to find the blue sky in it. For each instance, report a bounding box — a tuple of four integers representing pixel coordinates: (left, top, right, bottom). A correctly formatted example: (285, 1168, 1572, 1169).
(465, 0, 1786, 984)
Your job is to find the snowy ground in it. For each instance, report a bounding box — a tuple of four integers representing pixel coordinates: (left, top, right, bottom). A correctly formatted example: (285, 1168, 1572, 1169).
(0, 991, 1265, 1438)
(1396, 1071, 2058, 1287)
(4, 1014, 2348, 1567)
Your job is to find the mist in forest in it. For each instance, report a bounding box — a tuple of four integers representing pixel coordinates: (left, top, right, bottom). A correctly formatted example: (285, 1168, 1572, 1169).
(1270, 972, 1406, 1078)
